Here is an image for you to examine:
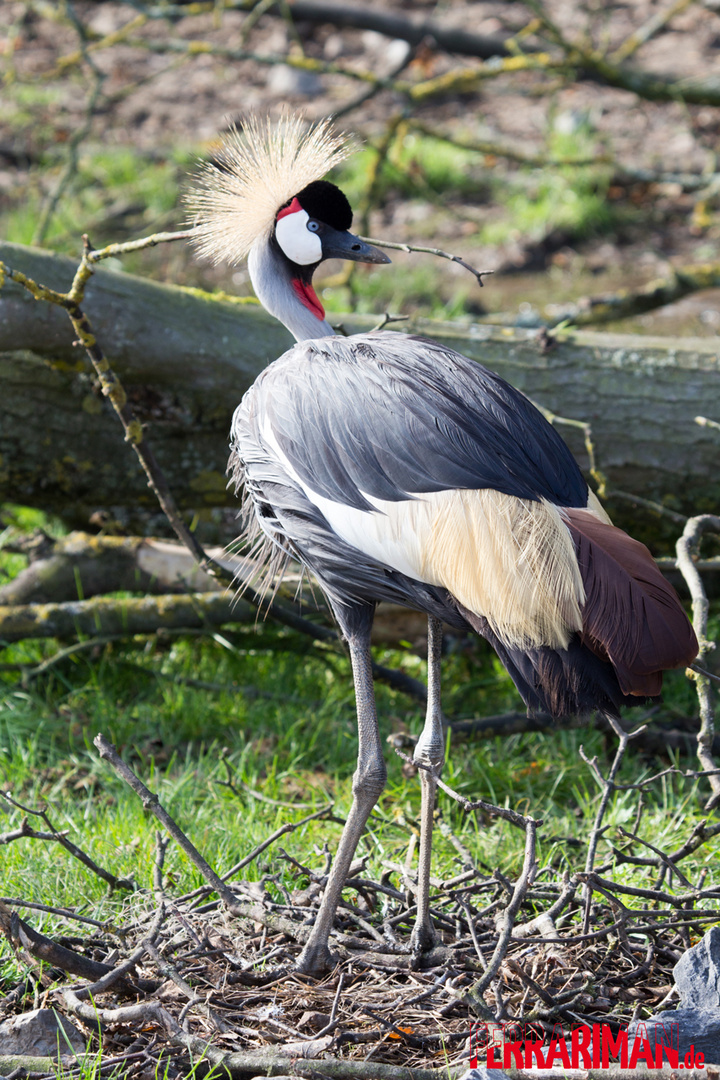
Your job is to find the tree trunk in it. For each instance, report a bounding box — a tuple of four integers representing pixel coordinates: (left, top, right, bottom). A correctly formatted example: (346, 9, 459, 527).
(2, 241, 718, 542)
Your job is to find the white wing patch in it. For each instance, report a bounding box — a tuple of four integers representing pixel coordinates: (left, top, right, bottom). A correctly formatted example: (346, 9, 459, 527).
(258, 415, 591, 649)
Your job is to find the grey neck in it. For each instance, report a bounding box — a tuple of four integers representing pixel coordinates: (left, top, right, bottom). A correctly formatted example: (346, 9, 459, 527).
(248, 238, 335, 342)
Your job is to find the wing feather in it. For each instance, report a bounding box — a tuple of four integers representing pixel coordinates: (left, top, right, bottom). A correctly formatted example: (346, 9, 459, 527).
(565, 509, 698, 695)
(252, 332, 589, 510)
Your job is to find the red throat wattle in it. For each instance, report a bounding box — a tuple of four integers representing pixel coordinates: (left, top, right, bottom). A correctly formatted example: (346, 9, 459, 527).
(292, 278, 325, 321)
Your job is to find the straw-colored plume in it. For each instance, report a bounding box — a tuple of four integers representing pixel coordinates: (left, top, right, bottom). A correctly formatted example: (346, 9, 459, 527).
(186, 114, 352, 265)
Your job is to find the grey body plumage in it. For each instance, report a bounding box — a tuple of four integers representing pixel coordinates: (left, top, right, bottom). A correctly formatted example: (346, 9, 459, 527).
(188, 116, 698, 974)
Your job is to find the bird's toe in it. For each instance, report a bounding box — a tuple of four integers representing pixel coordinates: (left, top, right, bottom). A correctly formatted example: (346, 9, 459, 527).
(409, 921, 436, 964)
(295, 941, 337, 977)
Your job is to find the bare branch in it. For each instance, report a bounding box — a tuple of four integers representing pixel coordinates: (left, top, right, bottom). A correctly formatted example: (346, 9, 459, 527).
(676, 514, 720, 809)
(359, 235, 493, 288)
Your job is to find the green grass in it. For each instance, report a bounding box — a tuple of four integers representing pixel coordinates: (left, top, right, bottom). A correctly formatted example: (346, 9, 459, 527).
(1, 143, 195, 257)
(2, 614, 718, 989)
(0, 505, 718, 1076)
(0, 118, 620, 323)
(335, 136, 487, 206)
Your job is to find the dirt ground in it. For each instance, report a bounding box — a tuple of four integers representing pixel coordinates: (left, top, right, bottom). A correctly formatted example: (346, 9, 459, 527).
(3, 0, 720, 331)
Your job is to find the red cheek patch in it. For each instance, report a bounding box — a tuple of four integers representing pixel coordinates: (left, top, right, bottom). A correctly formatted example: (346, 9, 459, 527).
(292, 278, 325, 320)
(277, 197, 303, 221)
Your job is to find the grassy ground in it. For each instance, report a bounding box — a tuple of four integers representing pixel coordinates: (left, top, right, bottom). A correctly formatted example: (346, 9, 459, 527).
(2, 583, 717, 990)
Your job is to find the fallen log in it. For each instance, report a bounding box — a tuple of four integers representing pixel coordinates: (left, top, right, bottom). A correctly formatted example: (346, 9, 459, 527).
(0, 589, 429, 649)
(0, 532, 231, 605)
(5, 533, 715, 642)
(1, 241, 718, 541)
(0, 592, 255, 643)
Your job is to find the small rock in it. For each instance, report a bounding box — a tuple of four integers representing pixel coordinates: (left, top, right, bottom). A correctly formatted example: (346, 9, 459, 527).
(266, 65, 322, 99)
(674, 925, 720, 1011)
(0, 1008, 86, 1058)
(629, 926, 720, 1064)
(297, 1010, 331, 1031)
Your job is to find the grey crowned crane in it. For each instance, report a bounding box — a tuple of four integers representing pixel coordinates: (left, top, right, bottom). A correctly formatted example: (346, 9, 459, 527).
(188, 116, 698, 976)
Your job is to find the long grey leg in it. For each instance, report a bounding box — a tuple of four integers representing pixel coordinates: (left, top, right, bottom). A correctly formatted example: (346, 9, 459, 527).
(296, 607, 386, 976)
(410, 615, 445, 955)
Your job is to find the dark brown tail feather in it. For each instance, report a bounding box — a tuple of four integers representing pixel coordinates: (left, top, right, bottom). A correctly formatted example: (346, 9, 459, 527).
(454, 603, 642, 718)
(565, 510, 698, 696)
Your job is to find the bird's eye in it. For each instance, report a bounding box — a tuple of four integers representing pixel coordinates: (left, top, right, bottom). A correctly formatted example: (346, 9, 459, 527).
(307, 220, 320, 233)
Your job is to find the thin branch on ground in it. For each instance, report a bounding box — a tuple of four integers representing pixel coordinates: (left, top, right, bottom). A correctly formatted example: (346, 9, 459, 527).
(610, 0, 695, 65)
(33, 68, 105, 246)
(2, 792, 134, 891)
(579, 714, 648, 932)
(676, 514, 720, 809)
(463, 817, 540, 1015)
(608, 489, 688, 525)
(532, 404, 607, 497)
(545, 261, 720, 328)
(93, 732, 324, 942)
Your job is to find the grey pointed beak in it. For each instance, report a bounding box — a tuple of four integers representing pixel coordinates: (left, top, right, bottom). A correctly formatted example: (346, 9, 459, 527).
(321, 226, 391, 265)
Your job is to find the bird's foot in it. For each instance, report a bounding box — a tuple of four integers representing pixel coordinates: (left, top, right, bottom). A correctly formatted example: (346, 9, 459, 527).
(409, 921, 436, 968)
(295, 940, 336, 977)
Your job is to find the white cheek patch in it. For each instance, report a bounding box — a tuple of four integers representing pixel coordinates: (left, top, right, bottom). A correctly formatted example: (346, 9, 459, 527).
(275, 208, 323, 266)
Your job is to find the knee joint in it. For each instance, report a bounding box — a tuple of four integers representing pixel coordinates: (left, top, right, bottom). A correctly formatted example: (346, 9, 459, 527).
(353, 760, 386, 799)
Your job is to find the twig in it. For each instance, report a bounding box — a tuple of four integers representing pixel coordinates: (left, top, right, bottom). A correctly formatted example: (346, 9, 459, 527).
(215, 752, 315, 808)
(369, 312, 409, 333)
(0, 897, 112, 930)
(408, 118, 610, 168)
(393, 743, 544, 831)
(666, 817, 720, 865)
(693, 663, 720, 685)
(176, 802, 335, 903)
(676, 514, 720, 809)
(513, 874, 578, 939)
(120, 33, 386, 86)
(462, 817, 539, 1016)
(533, 406, 607, 498)
(328, 39, 415, 121)
(358, 236, 493, 288)
(2, 792, 134, 891)
(74, 905, 165, 1001)
(0, 899, 124, 984)
(32, 11, 106, 246)
(92, 733, 312, 942)
(580, 714, 647, 932)
(607, 489, 688, 525)
(459, 898, 487, 968)
(610, 0, 695, 64)
(63, 987, 179, 1039)
(615, 826, 693, 889)
(358, 113, 406, 238)
(145, 939, 230, 1033)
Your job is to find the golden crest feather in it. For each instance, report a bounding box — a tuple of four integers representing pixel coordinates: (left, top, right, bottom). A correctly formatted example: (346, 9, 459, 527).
(185, 115, 352, 265)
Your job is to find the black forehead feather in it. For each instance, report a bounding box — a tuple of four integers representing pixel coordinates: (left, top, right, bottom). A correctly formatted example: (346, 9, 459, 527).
(295, 180, 353, 231)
